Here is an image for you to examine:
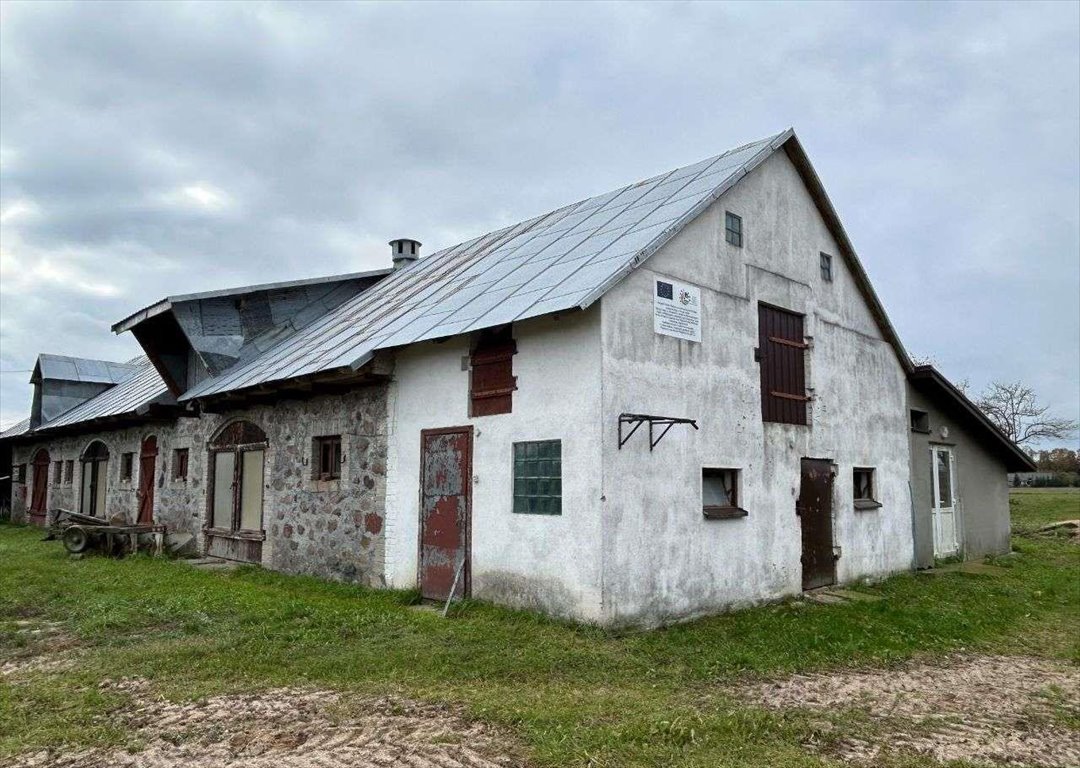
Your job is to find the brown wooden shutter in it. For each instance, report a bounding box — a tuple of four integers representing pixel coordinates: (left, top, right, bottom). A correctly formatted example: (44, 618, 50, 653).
(757, 303, 808, 425)
(470, 327, 517, 417)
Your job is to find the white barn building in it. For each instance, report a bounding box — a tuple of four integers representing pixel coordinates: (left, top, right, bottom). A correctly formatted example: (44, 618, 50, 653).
(3, 129, 1034, 627)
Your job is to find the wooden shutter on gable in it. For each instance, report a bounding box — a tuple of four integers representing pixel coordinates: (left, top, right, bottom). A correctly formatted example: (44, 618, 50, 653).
(757, 303, 809, 425)
(470, 327, 517, 417)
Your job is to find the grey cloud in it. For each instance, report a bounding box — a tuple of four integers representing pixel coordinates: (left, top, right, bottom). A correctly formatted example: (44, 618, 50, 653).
(1, 0, 1077, 442)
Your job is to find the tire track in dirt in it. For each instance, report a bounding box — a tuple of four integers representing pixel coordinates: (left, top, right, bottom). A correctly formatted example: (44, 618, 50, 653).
(5, 680, 525, 768)
(741, 654, 1080, 767)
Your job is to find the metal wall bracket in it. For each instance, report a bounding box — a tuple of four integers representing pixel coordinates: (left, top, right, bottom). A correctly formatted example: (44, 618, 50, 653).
(618, 412, 699, 451)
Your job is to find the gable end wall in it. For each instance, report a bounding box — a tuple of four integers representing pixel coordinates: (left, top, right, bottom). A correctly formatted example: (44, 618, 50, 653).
(599, 149, 913, 626)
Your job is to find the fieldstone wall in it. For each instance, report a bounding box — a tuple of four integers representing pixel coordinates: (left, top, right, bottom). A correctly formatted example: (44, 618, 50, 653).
(199, 386, 389, 587)
(9, 425, 183, 531)
(7, 382, 389, 588)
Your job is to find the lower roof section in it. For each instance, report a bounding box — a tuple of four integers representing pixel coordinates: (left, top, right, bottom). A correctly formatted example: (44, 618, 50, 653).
(910, 365, 1036, 473)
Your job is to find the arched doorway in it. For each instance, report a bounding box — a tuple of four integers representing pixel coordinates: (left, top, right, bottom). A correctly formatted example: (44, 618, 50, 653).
(206, 420, 267, 563)
(80, 441, 109, 518)
(29, 449, 50, 526)
(137, 435, 158, 524)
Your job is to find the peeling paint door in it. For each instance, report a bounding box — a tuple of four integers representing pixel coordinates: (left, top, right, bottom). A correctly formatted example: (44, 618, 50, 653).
(29, 450, 50, 526)
(419, 427, 472, 601)
(137, 436, 157, 524)
(931, 446, 959, 557)
(798, 458, 836, 590)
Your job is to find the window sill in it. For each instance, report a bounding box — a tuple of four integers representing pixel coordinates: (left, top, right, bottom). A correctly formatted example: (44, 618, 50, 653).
(205, 527, 266, 541)
(703, 506, 749, 520)
(910, 428, 932, 435)
(854, 499, 883, 511)
(308, 477, 342, 493)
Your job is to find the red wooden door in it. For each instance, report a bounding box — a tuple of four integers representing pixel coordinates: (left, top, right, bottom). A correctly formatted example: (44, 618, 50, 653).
(418, 427, 472, 601)
(29, 450, 50, 525)
(798, 458, 836, 590)
(137, 436, 157, 524)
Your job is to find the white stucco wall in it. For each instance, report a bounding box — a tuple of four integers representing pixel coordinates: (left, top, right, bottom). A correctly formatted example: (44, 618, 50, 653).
(384, 309, 605, 621)
(599, 150, 913, 626)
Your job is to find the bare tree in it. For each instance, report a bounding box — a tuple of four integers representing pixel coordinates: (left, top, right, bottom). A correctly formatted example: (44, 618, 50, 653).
(910, 354, 970, 394)
(976, 382, 1078, 447)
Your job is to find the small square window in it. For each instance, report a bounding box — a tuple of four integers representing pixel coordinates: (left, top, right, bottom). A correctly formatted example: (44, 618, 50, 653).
(313, 435, 342, 480)
(725, 211, 743, 247)
(513, 440, 561, 515)
(172, 448, 189, 480)
(64, 460, 74, 484)
(910, 409, 930, 433)
(120, 452, 134, 480)
(54, 461, 63, 483)
(820, 252, 833, 282)
(702, 468, 747, 519)
(853, 468, 881, 510)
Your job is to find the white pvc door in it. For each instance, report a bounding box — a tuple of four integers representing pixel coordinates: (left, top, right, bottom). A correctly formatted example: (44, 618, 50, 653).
(931, 446, 959, 557)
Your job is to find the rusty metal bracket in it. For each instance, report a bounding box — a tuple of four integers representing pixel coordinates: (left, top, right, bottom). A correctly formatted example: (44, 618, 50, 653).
(618, 413, 699, 451)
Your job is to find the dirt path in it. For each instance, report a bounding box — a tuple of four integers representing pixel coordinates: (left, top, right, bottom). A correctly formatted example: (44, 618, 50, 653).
(6, 679, 525, 768)
(742, 654, 1080, 766)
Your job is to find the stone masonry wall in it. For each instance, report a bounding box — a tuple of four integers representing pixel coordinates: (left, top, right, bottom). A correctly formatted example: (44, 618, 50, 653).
(201, 386, 389, 586)
(7, 382, 389, 587)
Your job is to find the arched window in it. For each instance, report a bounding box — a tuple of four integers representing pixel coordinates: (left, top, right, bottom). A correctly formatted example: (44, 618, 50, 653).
(80, 441, 110, 517)
(29, 449, 50, 523)
(208, 421, 266, 535)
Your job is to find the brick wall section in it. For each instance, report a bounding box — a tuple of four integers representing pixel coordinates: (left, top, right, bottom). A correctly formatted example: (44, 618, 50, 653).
(8, 382, 389, 587)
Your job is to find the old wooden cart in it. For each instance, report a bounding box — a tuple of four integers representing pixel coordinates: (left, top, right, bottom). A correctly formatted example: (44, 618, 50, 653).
(49, 509, 166, 557)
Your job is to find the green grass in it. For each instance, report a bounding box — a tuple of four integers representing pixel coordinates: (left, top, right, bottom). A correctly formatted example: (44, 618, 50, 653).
(1008, 487, 1080, 532)
(1, 491, 1077, 767)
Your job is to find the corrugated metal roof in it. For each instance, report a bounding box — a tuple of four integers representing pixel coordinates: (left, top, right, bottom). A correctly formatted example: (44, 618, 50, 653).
(183, 130, 792, 400)
(0, 417, 31, 440)
(35, 354, 137, 385)
(38, 359, 171, 430)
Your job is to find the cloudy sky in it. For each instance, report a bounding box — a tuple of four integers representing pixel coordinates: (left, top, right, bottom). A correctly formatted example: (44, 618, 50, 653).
(1, 0, 1078, 442)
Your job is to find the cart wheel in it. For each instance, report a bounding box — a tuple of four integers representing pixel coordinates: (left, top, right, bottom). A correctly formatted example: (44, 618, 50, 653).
(62, 526, 90, 554)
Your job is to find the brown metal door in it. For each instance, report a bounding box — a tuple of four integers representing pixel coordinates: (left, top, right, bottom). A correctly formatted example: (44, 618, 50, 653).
(418, 427, 472, 601)
(137, 436, 157, 524)
(29, 450, 50, 525)
(798, 458, 836, 590)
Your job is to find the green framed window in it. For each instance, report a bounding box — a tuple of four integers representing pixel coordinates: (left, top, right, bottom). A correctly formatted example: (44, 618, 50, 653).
(513, 440, 562, 515)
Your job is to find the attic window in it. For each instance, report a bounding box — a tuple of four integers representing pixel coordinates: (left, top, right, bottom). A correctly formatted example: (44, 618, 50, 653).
(910, 409, 930, 433)
(820, 252, 833, 282)
(725, 211, 743, 247)
(470, 325, 517, 417)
